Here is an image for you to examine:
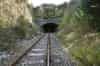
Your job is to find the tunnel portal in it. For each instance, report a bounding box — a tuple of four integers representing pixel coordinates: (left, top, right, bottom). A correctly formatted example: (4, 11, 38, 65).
(42, 23, 58, 33)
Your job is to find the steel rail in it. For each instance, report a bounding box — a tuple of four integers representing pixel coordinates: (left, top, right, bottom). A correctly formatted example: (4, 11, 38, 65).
(11, 34, 45, 66)
(10, 33, 73, 66)
(46, 33, 51, 66)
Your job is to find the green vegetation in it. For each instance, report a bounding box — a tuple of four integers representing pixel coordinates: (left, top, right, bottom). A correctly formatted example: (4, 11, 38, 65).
(33, 3, 66, 19)
(0, 0, 37, 52)
(58, 0, 100, 66)
(14, 16, 37, 39)
(0, 16, 37, 52)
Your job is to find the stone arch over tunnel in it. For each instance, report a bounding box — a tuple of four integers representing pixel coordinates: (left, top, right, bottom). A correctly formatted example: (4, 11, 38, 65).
(42, 23, 58, 33)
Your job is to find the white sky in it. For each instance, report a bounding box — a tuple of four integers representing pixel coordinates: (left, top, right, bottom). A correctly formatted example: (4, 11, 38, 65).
(31, 0, 71, 7)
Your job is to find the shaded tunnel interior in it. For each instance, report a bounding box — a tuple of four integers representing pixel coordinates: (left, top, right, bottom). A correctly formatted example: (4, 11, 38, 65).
(42, 23, 58, 33)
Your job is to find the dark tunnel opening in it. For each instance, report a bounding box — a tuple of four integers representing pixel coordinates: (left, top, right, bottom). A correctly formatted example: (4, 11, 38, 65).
(42, 23, 58, 33)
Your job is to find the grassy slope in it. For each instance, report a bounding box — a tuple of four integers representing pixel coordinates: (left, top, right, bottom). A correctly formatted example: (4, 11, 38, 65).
(57, 4, 100, 66)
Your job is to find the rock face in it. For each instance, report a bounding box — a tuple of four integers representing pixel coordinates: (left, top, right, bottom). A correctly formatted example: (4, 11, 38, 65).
(0, 0, 32, 28)
(0, 0, 34, 52)
(0, 1, 36, 65)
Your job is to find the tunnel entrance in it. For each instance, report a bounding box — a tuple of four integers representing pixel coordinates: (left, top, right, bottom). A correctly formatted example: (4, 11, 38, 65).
(42, 23, 58, 33)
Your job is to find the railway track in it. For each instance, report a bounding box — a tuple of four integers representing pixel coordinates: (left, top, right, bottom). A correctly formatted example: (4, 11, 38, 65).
(11, 33, 73, 66)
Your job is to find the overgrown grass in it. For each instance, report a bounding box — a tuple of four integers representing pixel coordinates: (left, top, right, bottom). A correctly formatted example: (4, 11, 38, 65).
(58, 5, 100, 66)
(0, 16, 37, 52)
